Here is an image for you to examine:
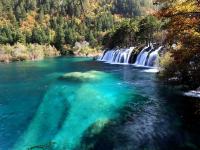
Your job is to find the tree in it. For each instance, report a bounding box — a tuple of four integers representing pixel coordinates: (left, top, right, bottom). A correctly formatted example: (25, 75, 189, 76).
(157, 0, 200, 88)
(15, 5, 26, 21)
(0, 26, 17, 44)
(25, 0, 37, 11)
(55, 26, 65, 51)
(137, 15, 162, 44)
(38, 7, 44, 23)
(103, 19, 139, 48)
(31, 27, 50, 44)
(16, 31, 26, 43)
(87, 30, 96, 47)
(113, 0, 153, 17)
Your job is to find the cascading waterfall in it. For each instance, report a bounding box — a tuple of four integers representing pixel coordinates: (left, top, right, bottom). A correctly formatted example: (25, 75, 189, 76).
(134, 46, 151, 66)
(98, 45, 163, 67)
(134, 45, 163, 67)
(146, 46, 163, 67)
(98, 47, 135, 64)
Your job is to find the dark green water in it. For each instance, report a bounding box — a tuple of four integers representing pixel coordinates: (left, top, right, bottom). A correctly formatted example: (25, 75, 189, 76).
(0, 57, 200, 150)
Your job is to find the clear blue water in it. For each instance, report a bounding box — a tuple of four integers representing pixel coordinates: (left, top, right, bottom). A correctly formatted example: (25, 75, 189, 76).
(0, 57, 200, 150)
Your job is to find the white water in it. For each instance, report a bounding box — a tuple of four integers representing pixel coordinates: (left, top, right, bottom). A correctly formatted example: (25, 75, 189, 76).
(134, 46, 150, 66)
(134, 45, 163, 67)
(184, 90, 200, 98)
(98, 45, 163, 67)
(143, 68, 159, 73)
(98, 47, 135, 64)
(146, 46, 163, 67)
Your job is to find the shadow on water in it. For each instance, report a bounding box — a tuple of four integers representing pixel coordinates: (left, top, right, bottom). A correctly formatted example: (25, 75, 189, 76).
(78, 63, 200, 150)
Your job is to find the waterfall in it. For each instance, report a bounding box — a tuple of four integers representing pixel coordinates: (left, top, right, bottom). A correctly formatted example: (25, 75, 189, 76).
(98, 45, 163, 67)
(146, 46, 163, 67)
(134, 46, 150, 66)
(99, 47, 135, 64)
(134, 45, 163, 67)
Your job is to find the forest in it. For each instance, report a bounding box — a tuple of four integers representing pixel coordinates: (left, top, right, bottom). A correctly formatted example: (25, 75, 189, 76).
(0, 0, 154, 56)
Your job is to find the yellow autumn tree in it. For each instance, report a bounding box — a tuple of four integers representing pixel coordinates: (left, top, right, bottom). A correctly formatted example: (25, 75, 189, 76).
(157, 0, 200, 88)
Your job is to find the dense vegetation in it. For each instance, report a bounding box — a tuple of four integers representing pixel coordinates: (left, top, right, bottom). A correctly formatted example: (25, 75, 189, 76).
(0, 43, 59, 62)
(0, 0, 154, 57)
(113, 0, 154, 17)
(157, 0, 200, 89)
(103, 15, 162, 48)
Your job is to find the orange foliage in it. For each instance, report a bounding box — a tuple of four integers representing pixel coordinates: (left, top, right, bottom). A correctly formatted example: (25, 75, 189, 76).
(20, 11, 37, 32)
(157, 0, 200, 88)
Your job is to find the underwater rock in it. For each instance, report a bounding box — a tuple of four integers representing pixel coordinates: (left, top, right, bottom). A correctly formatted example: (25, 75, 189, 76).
(59, 71, 107, 82)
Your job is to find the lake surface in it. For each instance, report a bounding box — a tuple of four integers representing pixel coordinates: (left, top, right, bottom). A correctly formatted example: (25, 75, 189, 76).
(0, 57, 200, 150)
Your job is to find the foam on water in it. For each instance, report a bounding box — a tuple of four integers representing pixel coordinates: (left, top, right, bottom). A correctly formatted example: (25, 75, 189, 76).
(184, 91, 200, 98)
(143, 68, 159, 73)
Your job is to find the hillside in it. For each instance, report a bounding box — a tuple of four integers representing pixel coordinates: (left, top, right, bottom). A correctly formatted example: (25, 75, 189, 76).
(0, 0, 154, 54)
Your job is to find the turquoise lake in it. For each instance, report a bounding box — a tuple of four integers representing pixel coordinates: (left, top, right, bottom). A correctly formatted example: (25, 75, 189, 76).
(0, 57, 200, 150)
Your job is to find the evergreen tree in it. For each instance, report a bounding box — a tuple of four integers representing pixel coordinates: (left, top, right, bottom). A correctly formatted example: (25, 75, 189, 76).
(87, 30, 96, 47)
(32, 27, 50, 44)
(38, 7, 44, 23)
(0, 26, 16, 44)
(138, 15, 162, 44)
(65, 28, 76, 45)
(55, 26, 65, 51)
(16, 31, 26, 43)
(15, 4, 26, 21)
